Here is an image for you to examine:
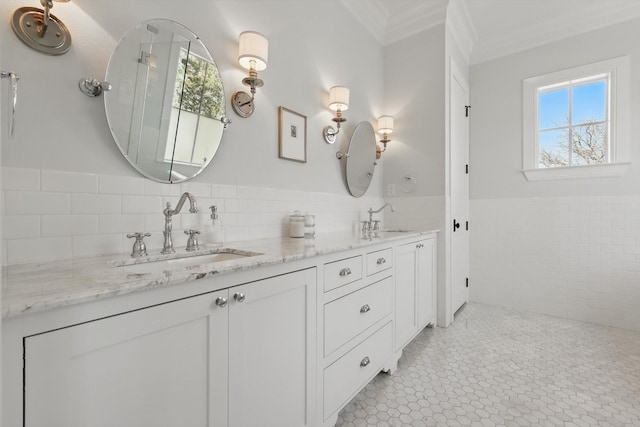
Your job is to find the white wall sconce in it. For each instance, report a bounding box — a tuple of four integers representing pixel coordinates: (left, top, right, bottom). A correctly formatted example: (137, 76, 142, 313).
(11, 0, 72, 55)
(231, 31, 269, 118)
(376, 115, 394, 159)
(323, 86, 350, 144)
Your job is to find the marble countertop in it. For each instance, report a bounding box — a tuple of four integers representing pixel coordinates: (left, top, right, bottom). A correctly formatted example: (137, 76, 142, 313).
(2, 230, 437, 319)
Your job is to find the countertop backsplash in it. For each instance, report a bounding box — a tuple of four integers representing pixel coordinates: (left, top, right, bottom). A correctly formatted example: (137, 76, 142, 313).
(1, 167, 386, 266)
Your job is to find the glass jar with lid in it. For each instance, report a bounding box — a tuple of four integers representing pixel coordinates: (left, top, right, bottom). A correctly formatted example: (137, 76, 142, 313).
(289, 211, 305, 238)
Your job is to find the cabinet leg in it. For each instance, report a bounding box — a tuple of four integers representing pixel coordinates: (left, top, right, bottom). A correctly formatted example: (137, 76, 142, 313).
(382, 351, 402, 375)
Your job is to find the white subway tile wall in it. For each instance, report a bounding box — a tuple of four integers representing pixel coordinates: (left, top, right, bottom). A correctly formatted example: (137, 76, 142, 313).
(471, 197, 640, 332)
(0, 167, 384, 265)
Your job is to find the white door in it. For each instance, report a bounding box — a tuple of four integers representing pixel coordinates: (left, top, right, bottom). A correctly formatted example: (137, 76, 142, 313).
(24, 290, 229, 427)
(228, 268, 316, 427)
(450, 60, 470, 315)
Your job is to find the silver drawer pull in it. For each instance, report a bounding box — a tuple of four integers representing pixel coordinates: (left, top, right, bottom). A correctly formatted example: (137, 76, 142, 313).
(339, 267, 352, 276)
(376, 257, 386, 265)
(360, 356, 370, 367)
(360, 304, 371, 313)
(215, 297, 228, 308)
(234, 292, 245, 303)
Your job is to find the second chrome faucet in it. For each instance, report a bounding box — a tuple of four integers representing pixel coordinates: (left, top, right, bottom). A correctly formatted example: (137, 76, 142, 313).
(162, 192, 198, 254)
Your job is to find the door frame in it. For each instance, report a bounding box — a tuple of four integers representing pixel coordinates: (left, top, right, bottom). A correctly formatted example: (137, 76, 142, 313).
(440, 56, 470, 327)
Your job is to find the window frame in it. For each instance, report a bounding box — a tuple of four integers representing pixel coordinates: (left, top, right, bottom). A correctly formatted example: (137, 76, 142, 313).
(522, 56, 630, 181)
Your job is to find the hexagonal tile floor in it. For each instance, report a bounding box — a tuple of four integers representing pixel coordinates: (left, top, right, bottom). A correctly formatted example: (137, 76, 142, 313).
(335, 303, 640, 427)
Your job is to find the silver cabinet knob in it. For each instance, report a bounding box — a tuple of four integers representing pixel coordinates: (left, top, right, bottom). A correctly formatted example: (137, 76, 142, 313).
(234, 292, 245, 303)
(215, 297, 228, 308)
(360, 304, 371, 313)
(376, 257, 386, 265)
(360, 356, 370, 367)
(339, 267, 352, 276)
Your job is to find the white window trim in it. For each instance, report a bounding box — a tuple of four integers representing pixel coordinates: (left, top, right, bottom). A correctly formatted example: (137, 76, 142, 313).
(522, 56, 630, 181)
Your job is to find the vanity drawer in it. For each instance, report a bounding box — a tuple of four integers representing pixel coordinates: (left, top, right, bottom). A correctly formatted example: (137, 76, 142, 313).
(324, 255, 363, 292)
(366, 247, 393, 276)
(323, 321, 393, 420)
(324, 276, 393, 357)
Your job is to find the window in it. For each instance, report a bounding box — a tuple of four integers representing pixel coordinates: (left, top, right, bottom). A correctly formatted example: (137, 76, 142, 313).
(522, 56, 630, 181)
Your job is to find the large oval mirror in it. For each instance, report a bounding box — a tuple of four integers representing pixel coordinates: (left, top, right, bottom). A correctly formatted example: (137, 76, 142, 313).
(345, 121, 377, 197)
(105, 19, 228, 183)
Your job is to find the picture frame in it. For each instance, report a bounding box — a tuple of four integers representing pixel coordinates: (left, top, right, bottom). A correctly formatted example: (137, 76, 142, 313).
(278, 106, 307, 163)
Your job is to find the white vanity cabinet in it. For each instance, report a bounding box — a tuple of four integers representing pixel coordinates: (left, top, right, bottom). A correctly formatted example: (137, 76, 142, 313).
(394, 237, 437, 352)
(228, 268, 316, 427)
(3, 231, 438, 427)
(17, 267, 316, 427)
(319, 246, 397, 426)
(24, 289, 230, 427)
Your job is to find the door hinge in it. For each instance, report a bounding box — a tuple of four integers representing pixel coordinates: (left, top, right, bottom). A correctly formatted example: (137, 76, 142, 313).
(465, 164, 469, 174)
(465, 105, 471, 117)
(465, 221, 469, 231)
(466, 277, 469, 288)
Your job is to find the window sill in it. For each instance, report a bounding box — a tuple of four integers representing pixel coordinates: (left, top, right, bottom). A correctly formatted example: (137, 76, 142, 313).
(522, 162, 630, 181)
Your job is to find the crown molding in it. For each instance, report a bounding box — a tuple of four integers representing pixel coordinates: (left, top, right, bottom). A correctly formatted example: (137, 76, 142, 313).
(341, 0, 640, 64)
(340, 0, 448, 46)
(445, 0, 477, 64)
(339, 0, 388, 44)
(385, 1, 448, 46)
(471, 2, 640, 64)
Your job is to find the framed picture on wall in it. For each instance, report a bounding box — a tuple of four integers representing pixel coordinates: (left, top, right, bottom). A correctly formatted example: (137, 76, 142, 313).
(278, 106, 307, 163)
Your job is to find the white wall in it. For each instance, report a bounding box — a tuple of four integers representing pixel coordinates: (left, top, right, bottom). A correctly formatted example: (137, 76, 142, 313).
(382, 24, 445, 199)
(0, 0, 389, 264)
(382, 24, 450, 325)
(469, 19, 640, 331)
(0, 0, 384, 196)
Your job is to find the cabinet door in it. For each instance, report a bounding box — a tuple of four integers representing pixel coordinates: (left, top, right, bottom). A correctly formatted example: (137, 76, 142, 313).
(394, 242, 418, 351)
(228, 268, 316, 427)
(24, 290, 229, 427)
(417, 238, 436, 329)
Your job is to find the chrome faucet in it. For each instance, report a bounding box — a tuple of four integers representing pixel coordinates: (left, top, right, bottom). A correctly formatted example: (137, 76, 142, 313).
(367, 203, 395, 234)
(162, 192, 198, 254)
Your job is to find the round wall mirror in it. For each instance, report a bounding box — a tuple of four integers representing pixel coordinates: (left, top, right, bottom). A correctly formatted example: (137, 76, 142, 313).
(345, 121, 377, 197)
(105, 19, 228, 183)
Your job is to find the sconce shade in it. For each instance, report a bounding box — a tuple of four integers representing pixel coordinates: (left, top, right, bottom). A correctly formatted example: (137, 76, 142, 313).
(238, 31, 268, 71)
(328, 86, 350, 112)
(377, 116, 394, 134)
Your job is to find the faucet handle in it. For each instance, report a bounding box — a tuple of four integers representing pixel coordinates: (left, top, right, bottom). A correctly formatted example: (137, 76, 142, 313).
(185, 229, 200, 252)
(126, 232, 151, 258)
(372, 220, 381, 231)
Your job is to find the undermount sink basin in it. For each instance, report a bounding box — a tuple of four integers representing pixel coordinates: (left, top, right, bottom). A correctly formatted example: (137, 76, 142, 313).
(370, 229, 412, 238)
(113, 248, 263, 274)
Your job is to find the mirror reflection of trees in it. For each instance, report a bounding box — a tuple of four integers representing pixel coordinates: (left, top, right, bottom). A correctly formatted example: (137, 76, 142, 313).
(173, 49, 225, 120)
(167, 48, 226, 167)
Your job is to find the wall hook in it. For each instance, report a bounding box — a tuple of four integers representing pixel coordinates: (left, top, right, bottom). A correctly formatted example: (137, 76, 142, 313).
(78, 78, 112, 97)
